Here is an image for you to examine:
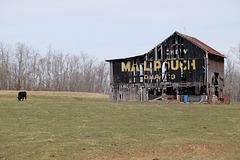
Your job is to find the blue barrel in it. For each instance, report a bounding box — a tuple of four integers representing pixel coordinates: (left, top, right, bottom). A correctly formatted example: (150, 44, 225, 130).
(183, 95, 188, 102)
(200, 95, 204, 102)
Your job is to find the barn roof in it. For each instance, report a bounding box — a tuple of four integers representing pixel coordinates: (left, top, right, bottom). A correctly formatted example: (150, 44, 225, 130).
(106, 31, 226, 62)
(178, 32, 226, 58)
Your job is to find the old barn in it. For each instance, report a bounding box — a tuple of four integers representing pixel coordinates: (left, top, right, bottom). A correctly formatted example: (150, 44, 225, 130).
(106, 32, 225, 102)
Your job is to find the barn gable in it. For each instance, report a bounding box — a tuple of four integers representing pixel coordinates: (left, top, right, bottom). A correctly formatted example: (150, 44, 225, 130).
(106, 31, 225, 102)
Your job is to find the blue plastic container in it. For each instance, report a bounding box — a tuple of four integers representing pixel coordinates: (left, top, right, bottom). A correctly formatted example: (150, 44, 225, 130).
(183, 95, 188, 102)
(200, 95, 204, 102)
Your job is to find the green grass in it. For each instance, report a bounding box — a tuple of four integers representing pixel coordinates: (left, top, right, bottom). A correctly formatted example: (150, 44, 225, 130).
(0, 91, 240, 160)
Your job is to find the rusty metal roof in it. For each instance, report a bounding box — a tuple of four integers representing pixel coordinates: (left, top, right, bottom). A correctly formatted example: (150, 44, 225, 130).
(178, 32, 226, 58)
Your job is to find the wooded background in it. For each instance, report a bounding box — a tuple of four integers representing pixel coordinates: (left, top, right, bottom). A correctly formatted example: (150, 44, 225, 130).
(0, 43, 109, 93)
(0, 42, 239, 102)
(225, 44, 240, 102)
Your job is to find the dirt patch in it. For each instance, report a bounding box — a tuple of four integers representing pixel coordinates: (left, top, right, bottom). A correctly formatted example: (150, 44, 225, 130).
(49, 154, 56, 158)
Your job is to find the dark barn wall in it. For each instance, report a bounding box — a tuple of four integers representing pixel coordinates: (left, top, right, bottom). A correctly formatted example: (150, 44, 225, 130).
(111, 33, 206, 85)
(107, 32, 224, 102)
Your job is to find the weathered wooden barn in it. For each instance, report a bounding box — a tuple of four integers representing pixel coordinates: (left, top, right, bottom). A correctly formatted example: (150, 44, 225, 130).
(106, 31, 225, 102)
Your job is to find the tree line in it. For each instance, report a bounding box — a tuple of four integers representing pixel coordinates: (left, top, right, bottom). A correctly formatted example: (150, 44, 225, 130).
(1, 42, 239, 101)
(0, 43, 109, 93)
(224, 44, 240, 102)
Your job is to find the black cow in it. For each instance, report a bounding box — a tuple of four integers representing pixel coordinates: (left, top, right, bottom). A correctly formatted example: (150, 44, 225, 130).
(17, 91, 27, 101)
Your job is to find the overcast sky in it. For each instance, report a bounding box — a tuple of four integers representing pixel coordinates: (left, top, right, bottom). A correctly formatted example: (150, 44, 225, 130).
(0, 0, 239, 61)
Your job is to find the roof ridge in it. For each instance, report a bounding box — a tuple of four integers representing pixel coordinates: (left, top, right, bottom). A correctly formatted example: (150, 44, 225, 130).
(178, 32, 226, 58)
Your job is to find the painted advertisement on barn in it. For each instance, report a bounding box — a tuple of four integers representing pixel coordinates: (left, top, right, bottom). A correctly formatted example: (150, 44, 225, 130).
(112, 59, 204, 84)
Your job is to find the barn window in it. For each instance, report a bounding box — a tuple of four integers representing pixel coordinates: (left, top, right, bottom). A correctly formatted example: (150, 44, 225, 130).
(166, 48, 170, 59)
(150, 62, 153, 74)
(162, 62, 167, 81)
(158, 46, 162, 60)
(173, 45, 177, 58)
(140, 64, 143, 75)
(140, 76, 143, 83)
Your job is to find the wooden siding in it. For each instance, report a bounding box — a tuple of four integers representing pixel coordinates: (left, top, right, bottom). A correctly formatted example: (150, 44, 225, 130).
(107, 32, 225, 102)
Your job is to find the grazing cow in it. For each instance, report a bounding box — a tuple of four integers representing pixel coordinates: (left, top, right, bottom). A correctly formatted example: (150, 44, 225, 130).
(17, 91, 27, 101)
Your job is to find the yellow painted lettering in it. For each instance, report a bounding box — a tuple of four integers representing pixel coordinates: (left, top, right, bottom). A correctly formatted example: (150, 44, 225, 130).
(144, 61, 150, 71)
(136, 64, 140, 71)
(121, 61, 131, 72)
(155, 74, 160, 79)
(191, 59, 196, 70)
(171, 60, 179, 70)
(149, 75, 154, 79)
(131, 64, 134, 72)
(154, 61, 161, 71)
(131, 63, 140, 72)
(144, 75, 148, 79)
(171, 74, 176, 80)
(183, 60, 187, 70)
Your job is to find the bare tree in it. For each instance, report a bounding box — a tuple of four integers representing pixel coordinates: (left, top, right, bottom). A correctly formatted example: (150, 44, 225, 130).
(79, 53, 97, 92)
(224, 44, 240, 102)
(14, 43, 31, 90)
(0, 43, 11, 90)
(0, 42, 109, 93)
(94, 61, 109, 93)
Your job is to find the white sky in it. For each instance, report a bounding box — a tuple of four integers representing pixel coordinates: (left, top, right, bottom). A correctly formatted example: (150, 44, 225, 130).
(0, 0, 239, 61)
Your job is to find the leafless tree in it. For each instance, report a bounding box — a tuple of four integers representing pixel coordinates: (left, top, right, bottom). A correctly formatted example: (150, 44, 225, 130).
(0, 43, 11, 90)
(0, 42, 109, 93)
(224, 44, 240, 102)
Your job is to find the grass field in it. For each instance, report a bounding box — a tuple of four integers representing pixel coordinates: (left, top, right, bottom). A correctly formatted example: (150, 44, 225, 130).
(0, 91, 240, 160)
